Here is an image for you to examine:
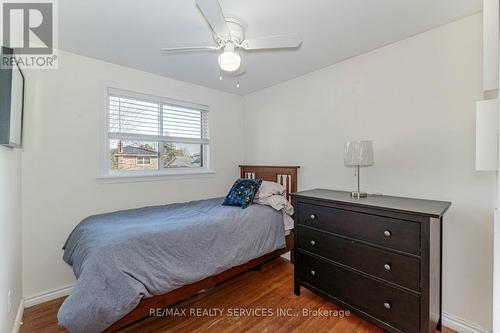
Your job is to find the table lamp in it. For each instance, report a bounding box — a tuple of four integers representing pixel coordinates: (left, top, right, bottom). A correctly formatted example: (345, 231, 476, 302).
(344, 140, 374, 198)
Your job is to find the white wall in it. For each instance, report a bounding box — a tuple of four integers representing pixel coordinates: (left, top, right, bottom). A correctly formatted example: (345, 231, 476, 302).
(242, 14, 494, 331)
(21, 51, 243, 298)
(0, 146, 22, 332)
(494, 207, 499, 331)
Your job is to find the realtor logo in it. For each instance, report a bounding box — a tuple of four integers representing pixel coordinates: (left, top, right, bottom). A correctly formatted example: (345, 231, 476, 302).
(1, 0, 58, 68)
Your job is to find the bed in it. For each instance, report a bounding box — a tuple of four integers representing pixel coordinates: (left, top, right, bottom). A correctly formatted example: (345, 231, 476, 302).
(57, 165, 299, 333)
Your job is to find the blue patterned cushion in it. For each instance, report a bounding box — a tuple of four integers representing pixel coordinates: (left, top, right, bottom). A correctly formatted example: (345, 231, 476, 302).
(223, 178, 263, 209)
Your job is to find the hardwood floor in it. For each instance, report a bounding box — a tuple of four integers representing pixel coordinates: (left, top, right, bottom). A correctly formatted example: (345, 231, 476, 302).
(21, 258, 456, 333)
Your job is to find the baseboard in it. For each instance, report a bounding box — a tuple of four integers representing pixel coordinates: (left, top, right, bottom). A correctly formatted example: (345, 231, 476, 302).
(11, 299, 24, 333)
(24, 285, 74, 308)
(443, 312, 491, 333)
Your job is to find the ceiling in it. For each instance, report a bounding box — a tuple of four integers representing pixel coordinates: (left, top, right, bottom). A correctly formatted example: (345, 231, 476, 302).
(59, 0, 482, 95)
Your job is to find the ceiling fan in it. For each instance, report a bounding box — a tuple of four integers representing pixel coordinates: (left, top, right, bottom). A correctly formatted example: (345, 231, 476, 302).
(160, 0, 302, 74)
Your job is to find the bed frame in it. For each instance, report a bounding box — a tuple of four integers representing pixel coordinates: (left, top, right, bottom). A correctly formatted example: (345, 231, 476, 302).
(102, 165, 299, 332)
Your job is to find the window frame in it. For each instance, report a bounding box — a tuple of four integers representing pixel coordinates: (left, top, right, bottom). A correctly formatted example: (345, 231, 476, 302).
(136, 156, 151, 165)
(102, 87, 212, 180)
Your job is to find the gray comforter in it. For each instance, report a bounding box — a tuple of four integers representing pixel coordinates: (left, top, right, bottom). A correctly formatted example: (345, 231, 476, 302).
(58, 197, 285, 333)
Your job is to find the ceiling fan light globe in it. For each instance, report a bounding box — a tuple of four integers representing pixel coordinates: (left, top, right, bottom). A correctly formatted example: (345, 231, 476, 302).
(218, 51, 241, 72)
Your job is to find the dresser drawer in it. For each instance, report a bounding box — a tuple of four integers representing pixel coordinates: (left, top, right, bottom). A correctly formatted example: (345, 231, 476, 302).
(297, 226, 420, 291)
(298, 252, 420, 333)
(297, 202, 420, 254)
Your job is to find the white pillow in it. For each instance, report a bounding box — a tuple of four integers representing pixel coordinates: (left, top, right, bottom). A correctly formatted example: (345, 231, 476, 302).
(255, 180, 286, 201)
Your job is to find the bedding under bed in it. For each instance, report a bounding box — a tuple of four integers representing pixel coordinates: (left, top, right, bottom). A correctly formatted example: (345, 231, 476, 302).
(58, 197, 286, 333)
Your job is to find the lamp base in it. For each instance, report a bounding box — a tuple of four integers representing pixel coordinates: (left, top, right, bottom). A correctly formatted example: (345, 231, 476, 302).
(351, 191, 368, 199)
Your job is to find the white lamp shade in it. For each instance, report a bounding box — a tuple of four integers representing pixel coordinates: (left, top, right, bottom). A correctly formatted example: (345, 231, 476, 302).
(344, 141, 374, 167)
(218, 51, 241, 72)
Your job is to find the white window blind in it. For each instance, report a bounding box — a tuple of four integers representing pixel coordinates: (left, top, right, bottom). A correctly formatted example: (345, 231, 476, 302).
(106, 89, 209, 172)
(109, 94, 208, 144)
(163, 104, 209, 141)
(109, 95, 160, 136)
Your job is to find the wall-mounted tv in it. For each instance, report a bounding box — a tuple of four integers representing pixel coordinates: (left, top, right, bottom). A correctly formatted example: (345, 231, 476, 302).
(0, 46, 25, 148)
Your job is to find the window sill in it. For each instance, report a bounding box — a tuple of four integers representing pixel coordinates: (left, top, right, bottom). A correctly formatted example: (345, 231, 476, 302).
(97, 169, 216, 184)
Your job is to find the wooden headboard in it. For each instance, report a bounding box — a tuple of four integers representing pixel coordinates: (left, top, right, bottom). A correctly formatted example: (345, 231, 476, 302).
(239, 165, 299, 202)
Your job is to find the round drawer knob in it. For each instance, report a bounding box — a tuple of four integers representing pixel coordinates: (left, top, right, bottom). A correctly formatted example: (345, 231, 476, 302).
(384, 264, 392, 271)
(383, 230, 392, 237)
(384, 302, 391, 310)
(310, 270, 316, 276)
(310, 240, 316, 246)
(310, 214, 316, 220)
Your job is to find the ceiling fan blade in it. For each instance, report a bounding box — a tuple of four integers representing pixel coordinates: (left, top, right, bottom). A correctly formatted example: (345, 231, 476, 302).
(195, 0, 230, 37)
(160, 45, 221, 53)
(241, 33, 302, 50)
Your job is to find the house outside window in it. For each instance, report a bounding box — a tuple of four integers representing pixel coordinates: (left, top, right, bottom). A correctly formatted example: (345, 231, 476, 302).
(136, 157, 151, 165)
(106, 88, 210, 175)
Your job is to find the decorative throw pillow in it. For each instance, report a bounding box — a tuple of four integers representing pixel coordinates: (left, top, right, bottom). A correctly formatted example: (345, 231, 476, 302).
(223, 178, 263, 209)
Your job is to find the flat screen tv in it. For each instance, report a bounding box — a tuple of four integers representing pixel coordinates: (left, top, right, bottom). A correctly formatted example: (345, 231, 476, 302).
(0, 46, 25, 148)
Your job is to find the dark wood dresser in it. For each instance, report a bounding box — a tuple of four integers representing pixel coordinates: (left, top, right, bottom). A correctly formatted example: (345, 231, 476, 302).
(292, 189, 450, 333)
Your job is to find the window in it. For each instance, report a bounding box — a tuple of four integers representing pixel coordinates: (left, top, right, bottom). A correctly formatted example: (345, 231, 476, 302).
(136, 157, 151, 165)
(107, 89, 209, 174)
